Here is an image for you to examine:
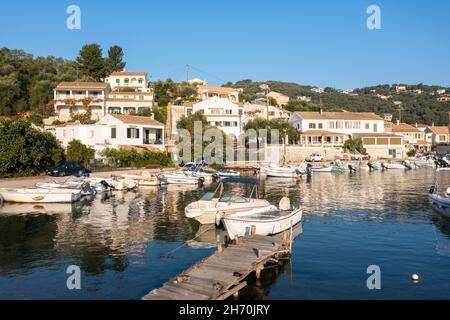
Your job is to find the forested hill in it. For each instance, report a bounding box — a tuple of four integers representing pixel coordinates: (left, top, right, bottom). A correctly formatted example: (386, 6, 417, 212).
(225, 80, 450, 126)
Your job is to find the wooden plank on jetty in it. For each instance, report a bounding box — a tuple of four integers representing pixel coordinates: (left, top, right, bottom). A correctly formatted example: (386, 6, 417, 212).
(142, 231, 292, 300)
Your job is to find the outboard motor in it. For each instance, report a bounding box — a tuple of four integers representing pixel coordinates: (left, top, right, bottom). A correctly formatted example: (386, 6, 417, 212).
(403, 160, 413, 170)
(381, 163, 387, 170)
(306, 164, 313, 176)
(100, 180, 113, 191)
(429, 186, 436, 194)
(348, 164, 357, 173)
(198, 177, 206, 185)
(81, 182, 95, 195)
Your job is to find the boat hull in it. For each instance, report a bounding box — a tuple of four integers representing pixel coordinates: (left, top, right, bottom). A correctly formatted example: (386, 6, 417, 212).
(0, 188, 81, 203)
(265, 168, 300, 178)
(223, 207, 303, 240)
(185, 200, 272, 224)
(429, 193, 450, 218)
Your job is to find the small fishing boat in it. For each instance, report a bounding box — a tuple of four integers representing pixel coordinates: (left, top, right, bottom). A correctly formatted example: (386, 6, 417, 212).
(216, 169, 241, 177)
(89, 178, 138, 192)
(367, 162, 382, 171)
(119, 172, 162, 187)
(429, 168, 450, 218)
(381, 162, 406, 170)
(0, 188, 81, 203)
(222, 197, 303, 240)
(36, 181, 95, 195)
(185, 177, 271, 225)
(265, 167, 302, 178)
(311, 165, 333, 173)
(159, 170, 205, 185)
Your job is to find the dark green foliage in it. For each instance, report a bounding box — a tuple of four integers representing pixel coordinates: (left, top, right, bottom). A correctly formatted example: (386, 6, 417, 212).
(226, 80, 450, 126)
(343, 139, 366, 155)
(76, 44, 106, 81)
(244, 118, 302, 144)
(101, 148, 173, 168)
(407, 149, 417, 157)
(0, 119, 64, 177)
(66, 140, 95, 165)
(104, 45, 126, 75)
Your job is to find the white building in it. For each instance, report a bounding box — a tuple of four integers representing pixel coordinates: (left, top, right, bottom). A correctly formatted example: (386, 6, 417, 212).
(197, 85, 240, 103)
(105, 71, 150, 92)
(53, 82, 111, 121)
(243, 100, 290, 122)
(106, 91, 154, 114)
(289, 111, 385, 136)
(54, 114, 165, 156)
(186, 98, 244, 139)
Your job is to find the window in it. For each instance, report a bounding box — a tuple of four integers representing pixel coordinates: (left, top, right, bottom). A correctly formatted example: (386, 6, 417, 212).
(336, 121, 343, 129)
(309, 123, 316, 129)
(186, 108, 193, 115)
(111, 128, 117, 139)
(345, 121, 352, 129)
(365, 123, 370, 130)
(116, 79, 120, 84)
(328, 121, 335, 129)
(211, 109, 221, 115)
(440, 135, 446, 142)
(354, 122, 361, 129)
(238, 109, 243, 115)
(138, 78, 144, 84)
(225, 110, 233, 115)
(127, 128, 140, 139)
(374, 124, 378, 133)
(224, 122, 231, 127)
(389, 149, 397, 158)
(318, 123, 323, 129)
(124, 78, 129, 85)
(139, 96, 144, 100)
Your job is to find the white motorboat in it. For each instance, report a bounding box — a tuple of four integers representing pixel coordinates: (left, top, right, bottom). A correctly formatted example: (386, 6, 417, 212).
(160, 171, 204, 185)
(381, 162, 406, 170)
(185, 177, 272, 225)
(311, 165, 333, 173)
(0, 188, 81, 203)
(217, 169, 241, 177)
(119, 172, 162, 186)
(264, 162, 305, 178)
(367, 162, 382, 170)
(36, 181, 94, 195)
(222, 198, 303, 240)
(429, 168, 450, 218)
(89, 178, 138, 192)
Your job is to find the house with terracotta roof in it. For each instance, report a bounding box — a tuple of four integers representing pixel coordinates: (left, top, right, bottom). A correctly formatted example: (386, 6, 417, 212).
(53, 114, 165, 156)
(105, 71, 150, 93)
(53, 82, 111, 121)
(266, 91, 290, 107)
(430, 126, 450, 146)
(197, 85, 240, 103)
(289, 111, 386, 149)
(385, 121, 429, 151)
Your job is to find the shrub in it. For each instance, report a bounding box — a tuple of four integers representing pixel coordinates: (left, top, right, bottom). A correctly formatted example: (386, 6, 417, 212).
(101, 147, 172, 168)
(66, 140, 95, 166)
(407, 149, 417, 157)
(0, 119, 64, 177)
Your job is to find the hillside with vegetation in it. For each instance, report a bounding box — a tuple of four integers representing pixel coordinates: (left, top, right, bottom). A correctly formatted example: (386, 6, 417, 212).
(1, 46, 448, 126)
(225, 80, 450, 126)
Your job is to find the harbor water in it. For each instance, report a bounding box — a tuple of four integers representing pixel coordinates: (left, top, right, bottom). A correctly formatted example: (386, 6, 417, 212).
(1, 168, 450, 299)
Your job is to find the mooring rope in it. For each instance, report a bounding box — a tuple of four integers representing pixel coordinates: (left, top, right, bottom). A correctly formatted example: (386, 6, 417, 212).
(159, 224, 217, 259)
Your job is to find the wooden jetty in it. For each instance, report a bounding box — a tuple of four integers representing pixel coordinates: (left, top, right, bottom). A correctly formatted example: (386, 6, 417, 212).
(142, 230, 292, 300)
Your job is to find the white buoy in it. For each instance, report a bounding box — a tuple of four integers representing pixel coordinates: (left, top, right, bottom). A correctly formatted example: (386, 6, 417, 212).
(411, 274, 419, 282)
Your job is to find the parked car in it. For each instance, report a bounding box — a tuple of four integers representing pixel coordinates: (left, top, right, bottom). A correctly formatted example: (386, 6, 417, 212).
(46, 162, 87, 177)
(306, 153, 325, 162)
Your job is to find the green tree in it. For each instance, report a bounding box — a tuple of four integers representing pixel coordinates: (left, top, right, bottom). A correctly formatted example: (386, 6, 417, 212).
(76, 44, 106, 81)
(104, 45, 126, 75)
(342, 139, 366, 155)
(66, 140, 95, 166)
(0, 119, 64, 177)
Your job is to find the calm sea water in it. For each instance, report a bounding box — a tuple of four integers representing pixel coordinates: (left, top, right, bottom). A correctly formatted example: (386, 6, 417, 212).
(1, 169, 450, 300)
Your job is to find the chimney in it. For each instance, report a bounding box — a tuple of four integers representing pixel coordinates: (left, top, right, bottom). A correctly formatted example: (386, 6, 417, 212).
(320, 109, 323, 115)
(396, 120, 400, 126)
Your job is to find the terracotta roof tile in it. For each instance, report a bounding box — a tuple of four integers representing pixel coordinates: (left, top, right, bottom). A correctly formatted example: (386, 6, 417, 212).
(295, 112, 383, 121)
(432, 126, 450, 135)
(110, 72, 147, 77)
(56, 82, 109, 90)
(111, 114, 164, 127)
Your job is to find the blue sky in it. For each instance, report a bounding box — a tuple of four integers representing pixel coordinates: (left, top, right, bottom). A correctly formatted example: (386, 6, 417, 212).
(0, 0, 449, 89)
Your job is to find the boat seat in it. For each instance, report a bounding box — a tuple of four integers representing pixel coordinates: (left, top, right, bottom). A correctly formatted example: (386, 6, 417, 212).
(279, 197, 291, 211)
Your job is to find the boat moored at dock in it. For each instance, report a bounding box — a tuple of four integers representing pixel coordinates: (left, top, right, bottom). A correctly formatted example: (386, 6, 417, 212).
(0, 188, 82, 203)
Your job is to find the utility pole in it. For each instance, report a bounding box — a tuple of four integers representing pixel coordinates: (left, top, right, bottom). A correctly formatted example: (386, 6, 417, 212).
(185, 64, 190, 82)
